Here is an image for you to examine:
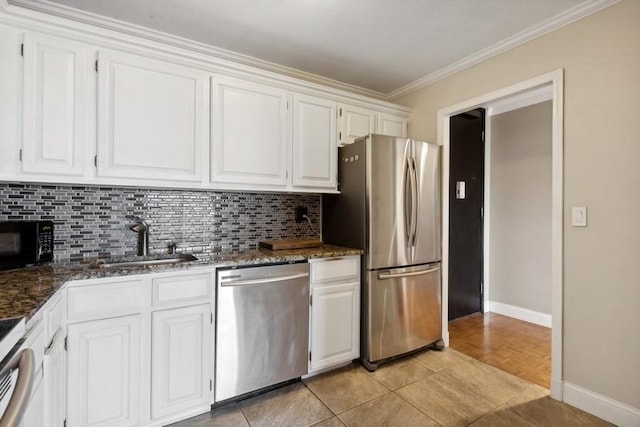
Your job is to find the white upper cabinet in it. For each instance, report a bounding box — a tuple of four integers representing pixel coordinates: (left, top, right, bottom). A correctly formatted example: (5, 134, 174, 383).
(96, 50, 208, 183)
(211, 77, 289, 188)
(376, 112, 408, 138)
(338, 104, 376, 146)
(22, 33, 92, 176)
(292, 94, 337, 190)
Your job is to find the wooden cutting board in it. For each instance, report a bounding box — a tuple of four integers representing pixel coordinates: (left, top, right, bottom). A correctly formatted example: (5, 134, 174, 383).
(259, 239, 323, 250)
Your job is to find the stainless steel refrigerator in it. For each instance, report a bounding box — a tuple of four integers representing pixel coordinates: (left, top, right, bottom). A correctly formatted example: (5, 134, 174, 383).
(323, 134, 442, 370)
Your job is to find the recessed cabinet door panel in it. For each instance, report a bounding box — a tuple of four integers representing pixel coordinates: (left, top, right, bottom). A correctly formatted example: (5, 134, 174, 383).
(22, 33, 91, 176)
(67, 315, 141, 427)
(211, 78, 289, 187)
(292, 94, 336, 189)
(338, 104, 375, 146)
(376, 112, 407, 138)
(97, 50, 207, 182)
(151, 304, 210, 419)
(310, 282, 360, 371)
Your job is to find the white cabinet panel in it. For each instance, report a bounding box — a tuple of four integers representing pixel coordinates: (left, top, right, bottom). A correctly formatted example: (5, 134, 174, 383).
(310, 282, 360, 371)
(309, 256, 361, 372)
(22, 33, 91, 176)
(376, 112, 407, 138)
(67, 315, 141, 427)
(310, 257, 360, 284)
(151, 304, 211, 419)
(338, 104, 375, 146)
(97, 50, 207, 182)
(292, 94, 337, 190)
(44, 331, 66, 427)
(66, 279, 143, 322)
(211, 78, 289, 187)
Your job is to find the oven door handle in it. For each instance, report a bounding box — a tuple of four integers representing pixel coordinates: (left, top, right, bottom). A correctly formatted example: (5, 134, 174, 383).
(0, 348, 36, 427)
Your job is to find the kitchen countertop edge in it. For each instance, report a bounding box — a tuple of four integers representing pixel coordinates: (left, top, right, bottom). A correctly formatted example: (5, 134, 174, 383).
(0, 245, 363, 321)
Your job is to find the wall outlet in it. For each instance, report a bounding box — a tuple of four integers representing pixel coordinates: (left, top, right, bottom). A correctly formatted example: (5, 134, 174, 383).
(295, 206, 308, 222)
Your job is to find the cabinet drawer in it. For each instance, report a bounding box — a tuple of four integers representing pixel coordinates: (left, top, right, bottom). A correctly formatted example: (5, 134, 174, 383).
(67, 279, 143, 321)
(152, 273, 211, 306)
(44, 295, 64, 345)
(24, 320, 45, 374)
(310, 256, 360, 285)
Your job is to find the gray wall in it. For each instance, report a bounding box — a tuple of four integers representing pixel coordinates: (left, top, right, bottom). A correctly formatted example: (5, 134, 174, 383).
(489, 101, 552, 314)
(0, 183, 320, 260)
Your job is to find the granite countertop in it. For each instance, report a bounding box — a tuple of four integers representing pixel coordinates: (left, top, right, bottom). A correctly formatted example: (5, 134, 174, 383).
(0, 244, 362, 321)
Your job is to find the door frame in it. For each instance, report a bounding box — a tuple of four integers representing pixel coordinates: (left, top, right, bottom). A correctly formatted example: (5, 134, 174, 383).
(437, 69, 564, 400)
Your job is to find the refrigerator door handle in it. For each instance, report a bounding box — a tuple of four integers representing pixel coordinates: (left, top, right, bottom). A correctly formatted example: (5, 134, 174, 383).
(409, 157, 418, 247)
(377, 266, 440, 280)
(403, 155, 412, 244)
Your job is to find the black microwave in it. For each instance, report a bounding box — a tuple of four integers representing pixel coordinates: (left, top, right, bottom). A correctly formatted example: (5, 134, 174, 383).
(0, 221, 54, 270)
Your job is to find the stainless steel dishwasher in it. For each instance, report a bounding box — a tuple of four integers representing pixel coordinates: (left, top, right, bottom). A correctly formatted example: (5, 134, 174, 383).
(215, 262, 310, 402)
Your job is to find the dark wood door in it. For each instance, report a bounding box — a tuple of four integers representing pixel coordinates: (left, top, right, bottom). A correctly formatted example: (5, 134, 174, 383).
(449, 108, 485, 321)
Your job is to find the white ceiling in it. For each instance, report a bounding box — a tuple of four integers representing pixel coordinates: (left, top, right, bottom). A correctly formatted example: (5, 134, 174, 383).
(13, 0, 606, 95)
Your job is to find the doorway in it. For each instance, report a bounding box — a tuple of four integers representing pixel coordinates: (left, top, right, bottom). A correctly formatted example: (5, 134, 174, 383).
(438, 69, 564, 399)
(448, 108, 485, 321)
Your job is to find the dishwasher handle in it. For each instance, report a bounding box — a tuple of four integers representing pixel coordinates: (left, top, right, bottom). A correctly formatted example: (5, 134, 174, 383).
(220, 272, 309, 287)
(0, 348, 35, 427)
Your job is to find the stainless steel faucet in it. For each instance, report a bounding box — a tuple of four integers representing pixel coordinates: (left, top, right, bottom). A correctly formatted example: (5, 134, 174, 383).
(127, 216, 149, 256)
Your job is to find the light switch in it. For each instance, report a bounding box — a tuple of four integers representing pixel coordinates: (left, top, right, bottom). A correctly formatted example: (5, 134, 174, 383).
(571, 207, 587, 227)
(456, 181, 465, 199)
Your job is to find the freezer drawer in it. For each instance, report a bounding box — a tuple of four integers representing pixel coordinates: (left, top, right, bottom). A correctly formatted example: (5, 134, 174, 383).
(365, 263, 441, 363)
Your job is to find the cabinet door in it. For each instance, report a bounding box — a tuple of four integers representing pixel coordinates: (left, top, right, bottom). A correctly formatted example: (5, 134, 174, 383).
(376, 112, 407, 138)
(22, 33, 91, 176)
(67, 315, 141, 427)
(151, 304, 211, 419)
(292, 94, 337, 190)
(211, 78, 289, 188)
(44, 332, 66, 427)
(338, 104, 375, 146)
(310, 282, 360, 371)
(97, 50, 207, 182)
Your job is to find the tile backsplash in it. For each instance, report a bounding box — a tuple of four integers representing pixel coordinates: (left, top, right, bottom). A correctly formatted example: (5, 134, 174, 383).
(0, 183, 321, 261)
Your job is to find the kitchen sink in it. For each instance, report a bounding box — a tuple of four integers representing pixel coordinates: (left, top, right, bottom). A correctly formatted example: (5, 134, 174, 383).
(94, 253, 198, 269)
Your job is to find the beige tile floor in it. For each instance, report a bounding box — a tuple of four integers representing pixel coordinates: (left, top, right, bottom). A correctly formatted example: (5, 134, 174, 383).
(170, 349, 612, 427)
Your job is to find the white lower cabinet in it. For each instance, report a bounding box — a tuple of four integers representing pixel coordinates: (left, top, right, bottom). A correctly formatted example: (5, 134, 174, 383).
(64, 272, 213, 427)
(310, 282, 360, 371)
(309, 256, 361, 372)
(67, 315, 142, 427)
(151, 304, 211, 419)
(44, 331, 66, 427)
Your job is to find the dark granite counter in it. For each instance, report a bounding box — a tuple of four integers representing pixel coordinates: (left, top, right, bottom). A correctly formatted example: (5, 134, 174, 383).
(0, 245, 362, 320)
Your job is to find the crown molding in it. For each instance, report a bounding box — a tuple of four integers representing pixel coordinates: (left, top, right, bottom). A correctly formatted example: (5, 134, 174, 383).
(4, 0, 618, 104)
(386, 0, 621, 100)
(5, 0, 388, 101)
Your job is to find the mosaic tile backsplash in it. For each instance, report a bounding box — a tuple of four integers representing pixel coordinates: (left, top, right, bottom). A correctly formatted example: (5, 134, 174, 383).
(0, 183, 321, 261)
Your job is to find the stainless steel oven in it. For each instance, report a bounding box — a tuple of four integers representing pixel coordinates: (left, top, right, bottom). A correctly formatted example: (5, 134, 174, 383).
(0, 318, 35, 427)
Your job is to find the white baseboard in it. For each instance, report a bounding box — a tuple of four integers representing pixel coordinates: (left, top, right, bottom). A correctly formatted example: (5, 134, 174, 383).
(487, 301, 552, 328)
(564, 382, 640, 427)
